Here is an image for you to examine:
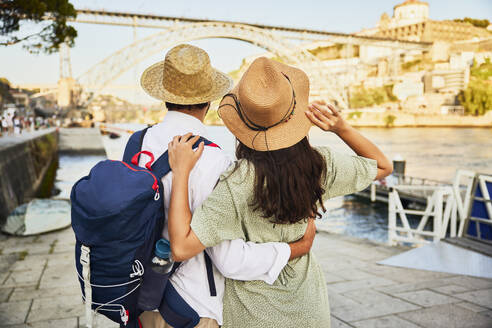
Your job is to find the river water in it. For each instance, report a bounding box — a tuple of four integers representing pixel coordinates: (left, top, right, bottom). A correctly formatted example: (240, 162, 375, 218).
(55, 125, 492, 244)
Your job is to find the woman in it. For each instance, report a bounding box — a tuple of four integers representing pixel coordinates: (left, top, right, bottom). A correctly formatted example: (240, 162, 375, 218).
(167, 57, 393, 328)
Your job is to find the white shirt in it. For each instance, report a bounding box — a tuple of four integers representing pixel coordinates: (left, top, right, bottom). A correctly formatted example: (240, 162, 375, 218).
(139, 111, 290, 325)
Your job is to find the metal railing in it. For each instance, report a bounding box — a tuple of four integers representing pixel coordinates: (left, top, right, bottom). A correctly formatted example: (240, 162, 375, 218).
(388, 170, 476, 246)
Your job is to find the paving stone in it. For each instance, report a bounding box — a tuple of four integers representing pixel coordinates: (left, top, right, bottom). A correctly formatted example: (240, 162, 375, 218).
(0, 300, 31, 325)
(25, 318, 78, 328)
(329, 293, 359, 309)
(0, 272, 10, 285)
(318, 257, 369, 272)
(331, 316, 354, 328)
(9, 286, 81, 302)
(26, 297, 84, 323)
(45, 253, 74, 268)
(10, 258, 46, 272)
(0, 254, 18, 273)
(2, 269, 42, 288)
(324, 272, 346, 284)
(398, 304, 492, 328)
(79, 314, 119, 328)
(361, 264, 453, 283)
(375, 279, 451, 294)
(0, 288, 12, 302)
(454, 289, 492, 309)
(439, 276, 492, 291)
(343, 289, 398, 305)
(479, 310, 492, 318)
(352, 315, 420, 328)
(331, 269, 377, 281)
(1, 245, 51, 256)
(456, 301, 489, 313)
(327, 277, 395, 294)
(331, 298, 420, 322)
(38, 265, 78, 289)
(395, 290, 460, 307)
(430, 284, 470, 295)
(31, 295, 82, 311)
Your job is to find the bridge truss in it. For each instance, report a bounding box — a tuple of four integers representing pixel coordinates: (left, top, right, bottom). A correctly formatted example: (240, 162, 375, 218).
(71, 10, 432, 108)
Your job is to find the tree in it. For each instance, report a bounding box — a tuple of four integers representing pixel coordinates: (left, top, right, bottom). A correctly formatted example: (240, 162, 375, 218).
(453, 17, 490, 29)
(458, 59, 492, 116)
(0, 0, 77, 53)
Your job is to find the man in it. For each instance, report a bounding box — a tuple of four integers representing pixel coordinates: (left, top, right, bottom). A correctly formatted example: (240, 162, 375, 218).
(137, 44, 315, 328)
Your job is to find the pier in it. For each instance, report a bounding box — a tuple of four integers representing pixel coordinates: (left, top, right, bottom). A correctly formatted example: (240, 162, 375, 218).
(0, 228, 491, 327)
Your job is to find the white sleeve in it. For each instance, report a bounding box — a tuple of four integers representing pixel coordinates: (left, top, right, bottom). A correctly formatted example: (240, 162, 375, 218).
(206, 240, 290, 285)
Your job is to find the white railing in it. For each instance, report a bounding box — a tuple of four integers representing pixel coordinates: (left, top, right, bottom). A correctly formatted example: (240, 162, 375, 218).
(388, 170, 475, 246)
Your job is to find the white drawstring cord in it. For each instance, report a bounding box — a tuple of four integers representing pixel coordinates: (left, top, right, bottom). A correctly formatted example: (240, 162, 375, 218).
(76, 260, 144, 288)
(78, 259, 145, 326)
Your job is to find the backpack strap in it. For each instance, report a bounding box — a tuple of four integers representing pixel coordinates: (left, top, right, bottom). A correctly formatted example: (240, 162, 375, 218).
(204, 252, 217, 297)
(150, 136, 218, 180)
(122, 128, 149, 163)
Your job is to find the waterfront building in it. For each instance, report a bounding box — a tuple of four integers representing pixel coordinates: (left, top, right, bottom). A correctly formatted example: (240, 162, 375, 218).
(360, 0, 490, 43)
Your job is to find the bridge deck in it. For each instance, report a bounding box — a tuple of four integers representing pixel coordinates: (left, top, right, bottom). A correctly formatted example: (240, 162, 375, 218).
(74, 9, 432, 48)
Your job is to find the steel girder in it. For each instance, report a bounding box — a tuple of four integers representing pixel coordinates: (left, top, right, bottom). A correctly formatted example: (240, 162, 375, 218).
(77, 22, 348, 107)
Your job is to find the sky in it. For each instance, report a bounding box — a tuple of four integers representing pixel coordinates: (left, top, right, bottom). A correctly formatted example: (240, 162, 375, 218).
(1, 0, 491, 104)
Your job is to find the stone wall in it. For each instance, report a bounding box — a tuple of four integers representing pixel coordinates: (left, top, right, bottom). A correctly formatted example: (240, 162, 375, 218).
(0, 131, 58, 225)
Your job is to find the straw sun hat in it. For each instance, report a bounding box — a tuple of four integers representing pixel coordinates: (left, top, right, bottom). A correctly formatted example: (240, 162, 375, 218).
(140, 44, 233, 104)
(219, 57, 312, 151)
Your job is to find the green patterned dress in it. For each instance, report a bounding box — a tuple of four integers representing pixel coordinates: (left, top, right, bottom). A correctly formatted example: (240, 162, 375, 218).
(190, 147, 377, 328)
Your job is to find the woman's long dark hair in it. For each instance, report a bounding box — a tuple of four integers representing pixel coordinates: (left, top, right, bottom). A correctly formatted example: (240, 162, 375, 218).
(236, 137, 327, 224)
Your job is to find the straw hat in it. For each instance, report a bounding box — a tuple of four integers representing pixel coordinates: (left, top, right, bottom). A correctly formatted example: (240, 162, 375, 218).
(218, 57, 311, 151)
(140, 44, 233, 104)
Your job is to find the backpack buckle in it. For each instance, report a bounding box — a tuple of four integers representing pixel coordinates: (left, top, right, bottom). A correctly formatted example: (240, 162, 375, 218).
(80, 245, 91, 266)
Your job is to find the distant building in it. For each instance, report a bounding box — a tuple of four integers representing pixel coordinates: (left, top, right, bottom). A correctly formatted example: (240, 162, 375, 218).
(362, 0, 491, 42)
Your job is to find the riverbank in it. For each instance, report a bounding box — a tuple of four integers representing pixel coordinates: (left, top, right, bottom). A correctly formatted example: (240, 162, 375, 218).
(0, 227, 490, 327)
(345, 111, 492, 128)
(201, 110, 492, 127)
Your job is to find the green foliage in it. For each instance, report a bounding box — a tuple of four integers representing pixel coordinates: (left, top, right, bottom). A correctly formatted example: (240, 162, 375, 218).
(470, 58, 492, 80)
(0, 0, 77, 53)
(0, 76, 14, 105)
(349, 85, 397, 109)
(458, 79, 492, 116)
(384, 84, 398, 102)
(453, 17, 490, 29)
(459, 59, 492, 116)
(347, 111, 362, 120)
(383, 114, 396, 128)
(402, 59, 422, 71)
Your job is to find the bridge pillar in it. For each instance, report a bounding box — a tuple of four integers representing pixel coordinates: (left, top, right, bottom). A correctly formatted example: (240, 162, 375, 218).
(57, 77, 79, 108)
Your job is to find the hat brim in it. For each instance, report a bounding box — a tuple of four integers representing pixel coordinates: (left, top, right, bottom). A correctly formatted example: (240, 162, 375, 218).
(218, 60, 312, 151)
(140, 61, 233, 105)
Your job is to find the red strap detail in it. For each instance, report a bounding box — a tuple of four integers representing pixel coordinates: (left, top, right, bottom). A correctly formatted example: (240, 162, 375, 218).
(206, 143, 220, 148)
(138, 316, 142, 328)
(131, 151, 155, 170)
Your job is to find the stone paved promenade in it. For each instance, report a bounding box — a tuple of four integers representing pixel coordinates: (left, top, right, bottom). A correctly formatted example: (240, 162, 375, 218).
(0, 129, 56, 151)
(1, 228, 491, 328)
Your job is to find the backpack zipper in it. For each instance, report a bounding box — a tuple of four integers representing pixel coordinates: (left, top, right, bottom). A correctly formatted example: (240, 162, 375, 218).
(112, 160, 160, 199)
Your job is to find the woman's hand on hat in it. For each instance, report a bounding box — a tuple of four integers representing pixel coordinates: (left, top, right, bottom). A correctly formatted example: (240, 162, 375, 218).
(168, 133, 204, 179)
(305, 101, 348, 135)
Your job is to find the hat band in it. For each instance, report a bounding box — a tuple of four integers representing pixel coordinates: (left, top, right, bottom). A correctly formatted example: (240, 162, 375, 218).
(219, 74, 296, 132)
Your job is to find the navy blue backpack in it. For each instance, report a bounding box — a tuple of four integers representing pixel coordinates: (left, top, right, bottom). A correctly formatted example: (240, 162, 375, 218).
(71, 128, 217, 328)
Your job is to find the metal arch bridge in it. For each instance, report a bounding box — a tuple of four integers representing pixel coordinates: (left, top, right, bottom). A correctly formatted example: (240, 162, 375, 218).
(72, 9, 433, 108)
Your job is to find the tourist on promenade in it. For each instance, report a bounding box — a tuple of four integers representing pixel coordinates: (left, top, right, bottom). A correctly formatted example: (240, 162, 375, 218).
(13, 114, 20, 135)
(6, 112, 13, 135)
(137, 45, 315, 328)
(166, 57, 393, 328)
